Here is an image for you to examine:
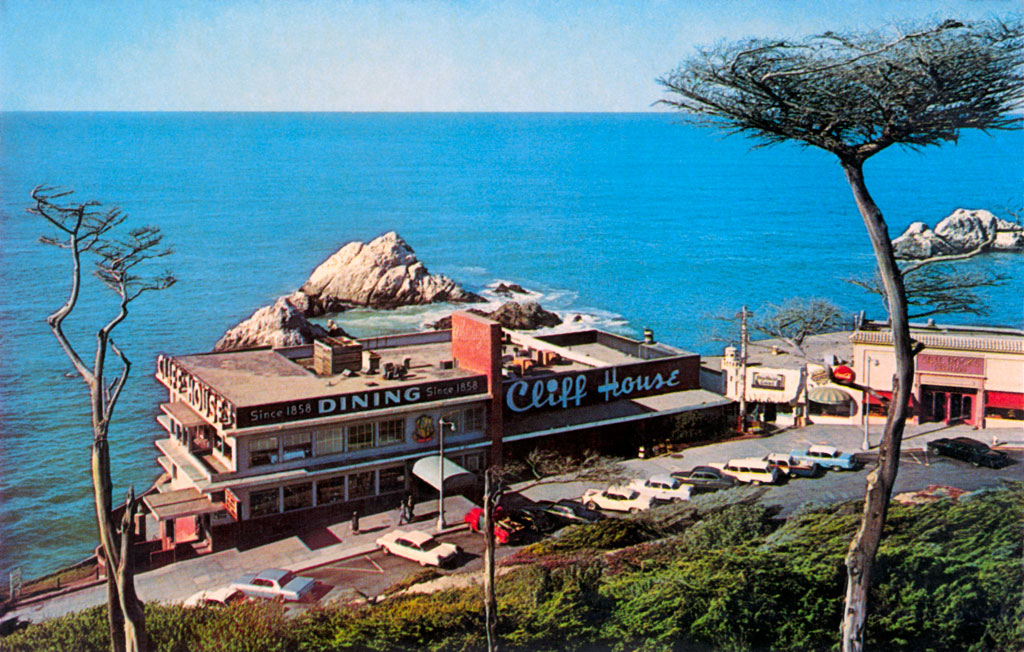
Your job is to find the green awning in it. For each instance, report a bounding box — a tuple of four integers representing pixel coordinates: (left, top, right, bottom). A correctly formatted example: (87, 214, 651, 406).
(808, 386, 854, 405)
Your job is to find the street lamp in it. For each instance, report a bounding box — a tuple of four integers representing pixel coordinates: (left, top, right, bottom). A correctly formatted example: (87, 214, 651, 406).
(862, 354, 879, 450)
(437, 416, 456, 531)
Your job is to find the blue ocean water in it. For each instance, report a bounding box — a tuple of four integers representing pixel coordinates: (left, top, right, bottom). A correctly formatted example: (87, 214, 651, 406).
(1, 112, 1021, 580)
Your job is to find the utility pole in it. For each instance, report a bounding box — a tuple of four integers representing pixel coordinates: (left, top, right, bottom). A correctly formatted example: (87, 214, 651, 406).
(437, 417, 455, 531)
(739, 305, 749, 433)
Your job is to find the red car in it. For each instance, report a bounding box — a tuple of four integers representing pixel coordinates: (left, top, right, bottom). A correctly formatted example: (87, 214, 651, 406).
(464, 506, 527, 544)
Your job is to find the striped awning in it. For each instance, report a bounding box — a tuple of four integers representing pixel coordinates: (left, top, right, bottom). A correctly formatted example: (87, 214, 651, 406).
(808, 386, 854, 405)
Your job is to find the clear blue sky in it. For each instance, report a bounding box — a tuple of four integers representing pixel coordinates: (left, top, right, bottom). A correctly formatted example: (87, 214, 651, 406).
(1, 0, 1017, 111)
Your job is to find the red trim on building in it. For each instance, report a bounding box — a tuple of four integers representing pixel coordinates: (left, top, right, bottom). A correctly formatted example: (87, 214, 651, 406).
(986, 391, 1024, 410)
(451, 312, 505, 466)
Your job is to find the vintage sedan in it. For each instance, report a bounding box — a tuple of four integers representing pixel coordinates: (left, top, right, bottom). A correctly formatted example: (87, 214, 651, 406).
(229, 569, 316, 601)
(927, 437, 1009, 468)
(376, 529, 460, 567)
(582, 487, 655, 513)
(790, 444, 858, 471)
(629, 474, 692, 502)
(183, 587, 245, 608)
(527, 499, 606, 526)
(764, 453, 822, 478)
(670, 466, 738, 493)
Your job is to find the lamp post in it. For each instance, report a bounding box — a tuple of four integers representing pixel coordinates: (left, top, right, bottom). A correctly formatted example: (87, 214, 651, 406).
(437, 416, 456, 531)
(862, 354, 879, 450)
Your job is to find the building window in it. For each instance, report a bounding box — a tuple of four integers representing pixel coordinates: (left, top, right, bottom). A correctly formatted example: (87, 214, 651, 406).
(379, 466, 406, 494)
(986, 406, 1023, 420)
(249, 488, 280, 517)
(378, 419, 405, 446)
(282, 432, 312, 461)
(250, 437, 279, 467)
(316, 476, 345, 505)
(463, 406, 485, 431)
(315, 427, 345, 456)
(461, 453, 484, 472)
(222, 439, 234, 462)
(808, 401, 855, 418)
(348, 471, 374, 498)
(283, 482, 313, 511)
(348, 423, 374, 451)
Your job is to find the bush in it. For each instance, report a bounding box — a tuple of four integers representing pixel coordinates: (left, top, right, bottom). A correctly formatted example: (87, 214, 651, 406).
(524, 519, 657, 556)
(667, 410, 731, 444)
(680, 503, 775, 550)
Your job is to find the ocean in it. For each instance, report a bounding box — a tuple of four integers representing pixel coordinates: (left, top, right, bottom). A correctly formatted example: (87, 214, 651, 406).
(1, 112, 1021, 580)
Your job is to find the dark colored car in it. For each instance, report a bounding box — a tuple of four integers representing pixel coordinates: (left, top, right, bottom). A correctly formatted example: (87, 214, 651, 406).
(927, 437, 1009, 468)
(529, 499, 606, 526)
(670, 466, 739, 493)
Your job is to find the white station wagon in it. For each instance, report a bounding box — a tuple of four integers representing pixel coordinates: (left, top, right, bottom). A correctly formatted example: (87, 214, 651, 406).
(582, 486, 656, 513)
(710, 458, 783, 485)
(376, 529, 460, 567)
(629, 475, 692, 503)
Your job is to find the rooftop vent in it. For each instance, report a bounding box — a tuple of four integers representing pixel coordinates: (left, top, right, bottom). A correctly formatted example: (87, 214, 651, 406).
(362, 350, 381, 374)
(314, 336, 362, 376)
(439, 359, 455, 370)
(643, 328, 655, 345)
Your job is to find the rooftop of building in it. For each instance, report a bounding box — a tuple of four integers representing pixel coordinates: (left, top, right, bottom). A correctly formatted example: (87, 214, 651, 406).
(167, 322, 697, 408)
(856, 319, 1024, 342)
(702, 331, 854, 372)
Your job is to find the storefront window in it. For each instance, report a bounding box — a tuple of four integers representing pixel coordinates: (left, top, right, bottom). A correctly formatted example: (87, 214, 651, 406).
(250, 437, 279, 467)
(461, 453, 484, 472)
(348, 471, 374, 498)
(463, 406, 485, 431)
(348, 423, 374, 451)
(379, 466, 406, 494)
(283, 482, 313, 511)
(282, 432, 312, 461)
(986, 406, 1023, 420)
(809, 401, 855, 417)
(378, 419, 405, 445)
(249, 488, 280, 517)
(316, 476, 345, 504)
(315, 427, 345, 456)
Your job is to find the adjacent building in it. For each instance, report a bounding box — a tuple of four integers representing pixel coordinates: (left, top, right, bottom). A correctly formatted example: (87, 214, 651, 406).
(145, 312, 727, 561)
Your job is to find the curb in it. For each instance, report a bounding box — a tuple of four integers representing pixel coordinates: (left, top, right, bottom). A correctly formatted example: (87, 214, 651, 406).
(296, 523, 470, 573)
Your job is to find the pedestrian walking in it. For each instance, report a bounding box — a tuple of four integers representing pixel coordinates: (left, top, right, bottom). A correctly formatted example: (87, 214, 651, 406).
(405, 493, 415, 522)
(351, 510, 360, 534)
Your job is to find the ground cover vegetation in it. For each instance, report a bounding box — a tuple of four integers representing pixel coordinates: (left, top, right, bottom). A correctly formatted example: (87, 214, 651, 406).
(4, 483, 1020, 652)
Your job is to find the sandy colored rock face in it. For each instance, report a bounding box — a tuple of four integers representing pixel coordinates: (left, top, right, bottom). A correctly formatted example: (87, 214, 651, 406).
(300, 231, 483, 314)
(214, 295, 347, 352)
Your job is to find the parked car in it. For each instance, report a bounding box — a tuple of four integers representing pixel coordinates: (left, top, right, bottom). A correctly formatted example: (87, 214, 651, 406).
(629, 474, 692, 503)
(670, 466, 738, 493)
(183, 587, 245, 608)
(376, 529, 460, 567)
(229, 569, 316, 602)
(790, 444, 858, 471)
(764, 453, 822, 478)
(927, 437, 1009, 468)
(464, 506, 528, 544)
(710, 458, 783, 485)
(582, 486, 655, 513)
(512, 505, 560, 532)
(528, 499, 605, 526)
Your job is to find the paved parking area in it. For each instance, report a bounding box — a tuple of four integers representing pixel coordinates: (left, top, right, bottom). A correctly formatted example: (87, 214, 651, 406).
(10, 421, 1020, 624)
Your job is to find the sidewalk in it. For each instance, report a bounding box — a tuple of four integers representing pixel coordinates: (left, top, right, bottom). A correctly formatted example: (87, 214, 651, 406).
(8, 495, 475, 623)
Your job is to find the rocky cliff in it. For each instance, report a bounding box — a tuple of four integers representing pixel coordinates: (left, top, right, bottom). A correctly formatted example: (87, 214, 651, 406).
(299, 231, 483, 315)
(214, 295, 350, 352)
(428, 301, 563, 331)
(892, 209, 1023, 259)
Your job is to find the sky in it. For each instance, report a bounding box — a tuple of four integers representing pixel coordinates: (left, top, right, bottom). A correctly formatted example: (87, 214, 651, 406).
(0, 0, 1018, 112)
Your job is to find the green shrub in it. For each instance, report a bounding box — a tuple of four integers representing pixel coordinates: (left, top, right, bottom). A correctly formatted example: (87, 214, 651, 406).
(680, 503, 775, 550)
(0, 605, 109, 652)
(194, 600, 293, 652)
(525, 519, 656, 556)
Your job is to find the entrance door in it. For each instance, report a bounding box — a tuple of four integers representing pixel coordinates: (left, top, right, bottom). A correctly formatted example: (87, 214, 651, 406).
(931, 391, 946, 422)
(948, 392, 963, 421)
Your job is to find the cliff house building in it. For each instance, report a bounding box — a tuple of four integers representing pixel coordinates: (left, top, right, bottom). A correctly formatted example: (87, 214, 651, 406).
(146, 312, 727, 561)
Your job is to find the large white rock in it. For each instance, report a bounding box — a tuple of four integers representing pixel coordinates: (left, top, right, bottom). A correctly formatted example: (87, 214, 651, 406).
(214, 295, 346, 352)
(893, 209, 1023, 259)
(300, 231, 483, 314)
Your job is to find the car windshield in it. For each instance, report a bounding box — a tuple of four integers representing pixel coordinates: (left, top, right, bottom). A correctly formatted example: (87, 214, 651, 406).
(420, 538, 440, 551)
(278, 572, 294, 585)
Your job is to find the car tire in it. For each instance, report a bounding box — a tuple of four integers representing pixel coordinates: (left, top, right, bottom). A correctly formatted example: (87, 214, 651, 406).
(671, 497, 682, 504)
(753, 480, 762, 485)
(629, 507, 641, 514)
(586, 501, 598, 510)
(831, 465, 841, 472)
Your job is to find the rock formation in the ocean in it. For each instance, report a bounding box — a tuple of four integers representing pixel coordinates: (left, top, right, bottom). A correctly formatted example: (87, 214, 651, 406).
(214, 295, 350, 352)
(428, 301, 563, 331)
(298, 231, 484, 315)
(492, 282, 529, 297)
(892, 209, 1024, 259)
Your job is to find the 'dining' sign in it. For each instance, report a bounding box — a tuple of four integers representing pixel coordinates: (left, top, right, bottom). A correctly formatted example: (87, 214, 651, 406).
(503, 358, 694, 414)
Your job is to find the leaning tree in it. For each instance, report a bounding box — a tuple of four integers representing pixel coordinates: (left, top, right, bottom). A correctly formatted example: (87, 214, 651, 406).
(658, 18, 1023, 651)
(31, 186, 175, 652)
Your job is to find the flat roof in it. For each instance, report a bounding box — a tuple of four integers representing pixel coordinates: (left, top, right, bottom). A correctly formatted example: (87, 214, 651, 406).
(173, 341, 481, 407)
(705, 332, 855, 372)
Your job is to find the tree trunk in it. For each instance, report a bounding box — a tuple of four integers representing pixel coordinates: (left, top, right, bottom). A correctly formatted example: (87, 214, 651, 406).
(839, 160, 916, 652)
(93, 438, 127, 652)
(117, 490, 148, 652)
(483, 472, 498, 652)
